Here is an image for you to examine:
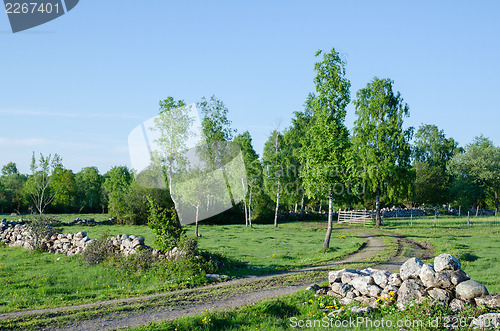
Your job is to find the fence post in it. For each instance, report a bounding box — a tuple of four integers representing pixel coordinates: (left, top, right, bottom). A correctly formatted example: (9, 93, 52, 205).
(410, 210, 413, 227)
(467, 211, 470, 228)
(459, 206, 461, 217)
(434, 209, 437, 227)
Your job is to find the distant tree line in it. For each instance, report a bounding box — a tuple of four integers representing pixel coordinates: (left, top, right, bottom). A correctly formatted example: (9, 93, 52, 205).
(1, 47, 499, 234)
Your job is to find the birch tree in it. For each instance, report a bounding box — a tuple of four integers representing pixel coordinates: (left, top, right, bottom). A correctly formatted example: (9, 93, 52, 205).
(352, 77, 414, 226)
(234, 131, 262, 227)
(299, 48, 351, 249)
(263, 129, 284, 227)
(25, 152, 63, 216)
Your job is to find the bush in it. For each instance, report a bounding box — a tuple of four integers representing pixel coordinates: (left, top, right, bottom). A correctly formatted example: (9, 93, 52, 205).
(26, 215, 61, 251)
(113, 248, 155, 273)
(147, 197, 185, 251)
(81, 232, 114, 265)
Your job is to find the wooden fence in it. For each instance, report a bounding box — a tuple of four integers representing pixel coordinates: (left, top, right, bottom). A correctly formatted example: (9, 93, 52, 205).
(337, 210, 375, 226)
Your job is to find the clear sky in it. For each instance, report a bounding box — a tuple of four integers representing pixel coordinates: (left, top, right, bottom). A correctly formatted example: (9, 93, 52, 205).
(1, 1, 499, 174)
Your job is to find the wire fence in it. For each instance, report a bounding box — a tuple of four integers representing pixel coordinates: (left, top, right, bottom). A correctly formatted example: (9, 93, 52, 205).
(382, 212, 500, 229)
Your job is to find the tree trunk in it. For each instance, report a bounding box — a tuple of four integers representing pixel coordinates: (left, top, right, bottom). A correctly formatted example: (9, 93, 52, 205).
(248, 186, 253, 227)
(244, 199, 248, 227)
(495, 190, 499, 212)
(294, 203, 297, 213)
(300, 193, 305, 220)
(242, 178, 248, 226)
(195, 204, 200, 237)
(323, 189, 333, 249)
(274, 181, 280, 227)
(375, 186, 381, 227)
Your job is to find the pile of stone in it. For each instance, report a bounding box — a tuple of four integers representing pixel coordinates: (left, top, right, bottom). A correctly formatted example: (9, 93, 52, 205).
(108, 234, 148, 256)
(368, 207, 426, 218)
(45, 231, 92, 255)
(326, 254, 498, 312)
(61, 218, 98, 226)
(1, 219, 27, 226)
(0, 222, 188, 261)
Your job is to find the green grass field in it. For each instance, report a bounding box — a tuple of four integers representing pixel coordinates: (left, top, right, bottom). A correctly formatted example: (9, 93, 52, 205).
(130, 215, 500, 331)
(382, 215, 500, 293)
(0, 219, 365, 313)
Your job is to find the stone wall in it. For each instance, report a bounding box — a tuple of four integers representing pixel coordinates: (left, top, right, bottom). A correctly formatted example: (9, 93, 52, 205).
(0, 220, 184, 259)
(322, 253, 498, 314)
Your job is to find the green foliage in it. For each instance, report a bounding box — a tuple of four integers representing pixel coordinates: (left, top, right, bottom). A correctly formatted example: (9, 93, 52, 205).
(50, 167, 76, 213)
(147, 197, 185, 251)
(234, 131, 264, 223)
(112, 248, 155, 273)
(0, 163, 27, 213)
(198, 95, 235, 143)
(449, 135, 500, 209)
(299, 47, 352, 248)
(414, 161, 449, 206)
(75, 167, 103, 213)
(299, 48, 351, 202)
(103, 166, 133, 219)
(262, 129, 285, 226)
(414, 124, 462, 170)
(412, 124, 462, 206)
(353, 77, 414, 223)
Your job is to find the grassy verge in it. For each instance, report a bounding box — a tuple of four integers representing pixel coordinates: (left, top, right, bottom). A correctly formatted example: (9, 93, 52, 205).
(382, 216, 500, 293)
(130, 287, 496, 331)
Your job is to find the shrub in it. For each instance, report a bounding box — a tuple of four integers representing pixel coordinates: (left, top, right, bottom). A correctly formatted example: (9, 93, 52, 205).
(113, 248, 155, 273)
(147, 197, 185, 251)
(26, 215, 61, 251)
(81, 232, 114, 265)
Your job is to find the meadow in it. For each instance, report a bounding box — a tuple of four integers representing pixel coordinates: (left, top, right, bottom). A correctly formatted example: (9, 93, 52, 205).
(0, 219, 365, 313)
(130, 215, 500, 331)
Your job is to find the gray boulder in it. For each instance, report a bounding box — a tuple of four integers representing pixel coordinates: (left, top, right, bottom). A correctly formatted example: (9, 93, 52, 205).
(373, 270, 391, 288)
(427, 288, 454, 304)
(350, 306, 373, 314)
(329, 268, 357, 283)
(475, 293, 500, 310)
(306, 284, 320, 291)
(450, 269, 470, 286)
(351, 276, 374, 296)
(388, 273, 402, 286)
(434, 271, 455, 290)
(419, 264, 436, 288)
(449, 298, 466, 313)
(341, 271, 364, 285)
(368, 284, 383, 298)
(456, 280, 489, 300)
(339, 297, 353, 306)
(400, 258, 424, 280)
(434, 253, 461, 273)
(397, 279, 426, 310)
(330, 282, 342, 294)
(339, 283, 354, 297)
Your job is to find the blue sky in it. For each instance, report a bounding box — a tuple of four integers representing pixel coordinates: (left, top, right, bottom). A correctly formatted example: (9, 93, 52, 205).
(1, 1, 499, 174)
